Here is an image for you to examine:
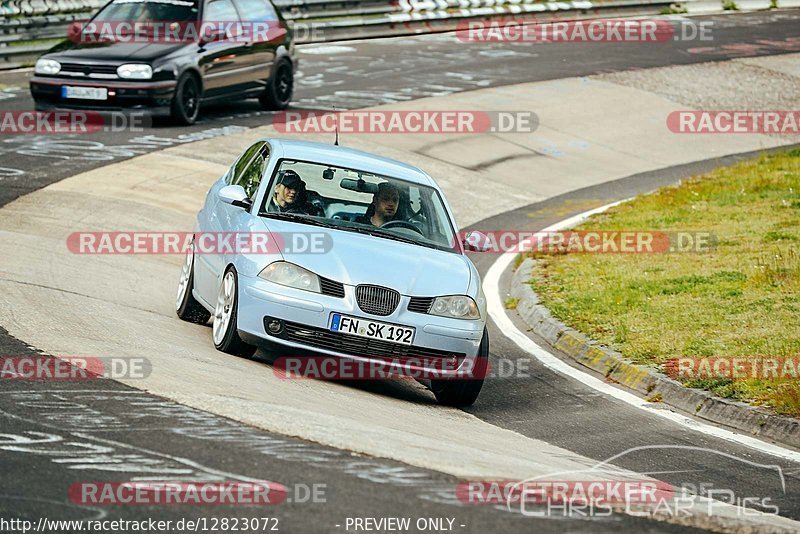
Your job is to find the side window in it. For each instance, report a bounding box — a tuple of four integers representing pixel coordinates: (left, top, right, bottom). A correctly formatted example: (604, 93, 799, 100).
(234, 0, 277, 21)
(239, 146, 270, 199)
(228, 141, 264, 185)
(204, 0, 240, 24)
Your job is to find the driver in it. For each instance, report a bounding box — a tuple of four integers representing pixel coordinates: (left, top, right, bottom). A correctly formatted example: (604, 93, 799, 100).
(356, 182, 400, 227)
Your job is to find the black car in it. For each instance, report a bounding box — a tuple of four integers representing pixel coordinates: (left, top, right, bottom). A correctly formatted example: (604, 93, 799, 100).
(30, 0, 295, 124)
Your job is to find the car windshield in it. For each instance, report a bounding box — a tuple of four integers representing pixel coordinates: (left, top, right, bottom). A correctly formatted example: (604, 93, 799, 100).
(260, 160, 459, 253)
(93, 0, 199, 23)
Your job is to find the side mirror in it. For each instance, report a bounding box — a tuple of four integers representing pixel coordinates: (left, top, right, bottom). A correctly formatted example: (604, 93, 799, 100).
(200, 27, 224, 45)
(463, 230, 491, 252)
(218, 185, 251, 209)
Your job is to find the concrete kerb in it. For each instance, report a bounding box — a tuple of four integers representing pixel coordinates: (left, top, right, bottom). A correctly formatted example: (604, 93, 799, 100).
(509, 257, 800, 450)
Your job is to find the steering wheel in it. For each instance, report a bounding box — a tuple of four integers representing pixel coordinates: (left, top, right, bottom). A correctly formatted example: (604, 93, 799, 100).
(380, 220, 424, 235)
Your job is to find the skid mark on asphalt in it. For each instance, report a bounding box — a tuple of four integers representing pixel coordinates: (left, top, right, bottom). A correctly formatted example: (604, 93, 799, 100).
(0, 389, 487, 514)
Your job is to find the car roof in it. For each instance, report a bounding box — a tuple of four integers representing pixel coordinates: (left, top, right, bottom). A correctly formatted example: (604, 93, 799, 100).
(265, 138, 436, 187)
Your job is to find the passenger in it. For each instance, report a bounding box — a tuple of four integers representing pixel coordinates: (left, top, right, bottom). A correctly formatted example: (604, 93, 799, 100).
(356, 182, 401, 227)
(267, 170, 320, 215)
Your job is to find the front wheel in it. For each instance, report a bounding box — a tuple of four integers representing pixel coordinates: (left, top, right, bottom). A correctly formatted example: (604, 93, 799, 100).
(212, 268, 256, 358)
(170, 73, 201, 125)
(430, 329, 488, 407)
(259, 60, 293, 111)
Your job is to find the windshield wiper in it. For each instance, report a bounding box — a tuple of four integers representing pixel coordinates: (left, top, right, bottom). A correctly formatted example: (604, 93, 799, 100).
(259, 211, 337, 229)
(343, 225, 437, 248)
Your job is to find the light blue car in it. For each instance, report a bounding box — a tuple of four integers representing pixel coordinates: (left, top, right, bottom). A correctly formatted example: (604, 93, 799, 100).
(176, 138, 490, 405)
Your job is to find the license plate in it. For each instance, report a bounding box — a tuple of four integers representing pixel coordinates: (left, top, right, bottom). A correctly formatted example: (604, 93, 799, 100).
(61, 86, 108, 100)
(330, 313, 415, 345)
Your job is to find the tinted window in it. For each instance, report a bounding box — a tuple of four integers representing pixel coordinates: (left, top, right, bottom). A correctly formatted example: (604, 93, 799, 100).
(94, 0, 199, 22)
(204, 0, 240, 22)
(229, 142, 268, 199)
(234, 0, 277, 22)
(239, 149, 269, 199)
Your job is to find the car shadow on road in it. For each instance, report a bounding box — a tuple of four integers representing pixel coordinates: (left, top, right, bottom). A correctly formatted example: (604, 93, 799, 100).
(250, 348, 440, 405)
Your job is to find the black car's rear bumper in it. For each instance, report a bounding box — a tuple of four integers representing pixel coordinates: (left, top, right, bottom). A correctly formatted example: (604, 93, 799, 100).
(30, 76, 177, 116)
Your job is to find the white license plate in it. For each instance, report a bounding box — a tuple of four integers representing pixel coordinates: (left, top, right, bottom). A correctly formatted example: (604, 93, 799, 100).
(61, 86, 108, 100)
(330, 313, 415, 345)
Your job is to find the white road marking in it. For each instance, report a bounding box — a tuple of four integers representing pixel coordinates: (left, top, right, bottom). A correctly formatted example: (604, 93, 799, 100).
(300, 45, 357, 55)
(484, 200, 800, 464)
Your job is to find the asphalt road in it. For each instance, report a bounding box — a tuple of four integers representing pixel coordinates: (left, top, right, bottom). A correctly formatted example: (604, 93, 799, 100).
(2, 9, 800, 534)
(1, 10, 799, 207)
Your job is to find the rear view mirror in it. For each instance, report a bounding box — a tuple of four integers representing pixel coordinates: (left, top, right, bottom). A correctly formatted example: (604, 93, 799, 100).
(322, 168, 335, 180)
(340, 178, 377, 194)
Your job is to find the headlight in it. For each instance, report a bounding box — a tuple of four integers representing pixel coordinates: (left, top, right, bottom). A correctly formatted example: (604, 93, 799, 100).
(35, 59, 61, 75)
(430, 295, 480, 320)
(117, 64, 153, 80)
(258, 261, 320, 293)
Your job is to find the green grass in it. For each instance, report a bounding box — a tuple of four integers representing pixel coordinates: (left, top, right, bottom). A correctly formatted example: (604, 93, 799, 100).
(528, 149, 800, 416)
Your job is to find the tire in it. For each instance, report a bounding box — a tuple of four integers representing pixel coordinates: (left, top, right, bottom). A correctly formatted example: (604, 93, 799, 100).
(175, 240, 211, 324)
(212, 267, 256, 358)
(259, 60, 293, 111)
(170, 73, 201, 125)
(430, 329, 488, 407)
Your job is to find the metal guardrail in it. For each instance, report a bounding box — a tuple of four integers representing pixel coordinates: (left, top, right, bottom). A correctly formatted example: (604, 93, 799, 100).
(0, 0, 773, 69)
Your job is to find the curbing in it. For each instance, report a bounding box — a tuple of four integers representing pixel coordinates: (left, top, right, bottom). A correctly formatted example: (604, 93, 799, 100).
(509, 257, 800, 450)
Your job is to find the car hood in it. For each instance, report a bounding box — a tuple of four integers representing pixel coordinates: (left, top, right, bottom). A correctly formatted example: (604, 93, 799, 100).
(261, 218, 471, 296)
(46, 40, 187, 63)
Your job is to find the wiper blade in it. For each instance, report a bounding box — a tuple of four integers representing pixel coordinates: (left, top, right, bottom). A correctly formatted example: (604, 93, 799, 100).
(260, 211, 336, 228)
(346, 225, 434, 248)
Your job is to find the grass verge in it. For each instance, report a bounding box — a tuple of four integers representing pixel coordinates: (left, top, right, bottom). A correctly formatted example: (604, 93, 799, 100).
(528, 148, 800, 416)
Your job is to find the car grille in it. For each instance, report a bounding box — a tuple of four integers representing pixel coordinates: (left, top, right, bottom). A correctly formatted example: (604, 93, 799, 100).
(355, 285, 399, 316)
(59, 63, 119, 78)
(274, 319, 465, 365)
(320, 276, 345, 298)
(407, 296, 434, 314)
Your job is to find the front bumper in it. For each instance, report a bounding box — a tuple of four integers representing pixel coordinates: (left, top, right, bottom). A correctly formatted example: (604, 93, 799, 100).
(30, 76, 177, 115)
(237, 273, 485, 378)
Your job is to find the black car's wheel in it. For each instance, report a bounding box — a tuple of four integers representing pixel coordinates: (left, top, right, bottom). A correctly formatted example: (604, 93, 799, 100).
(212, 267, 256, 358)
(430, 329, 488, 407)
(171, 73, 201, 125)
(259, 60, 293, 111)
(175, 239, 211, 324)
